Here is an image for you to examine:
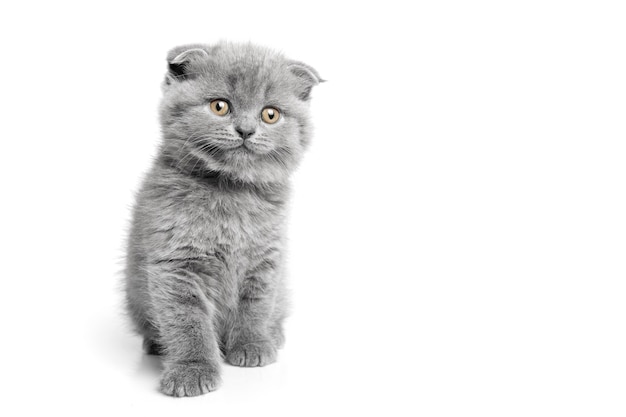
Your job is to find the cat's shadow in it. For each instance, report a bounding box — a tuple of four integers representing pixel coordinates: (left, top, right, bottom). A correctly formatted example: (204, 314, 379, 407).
(137, 352, 164, 377)
(93, 310, 164, 381)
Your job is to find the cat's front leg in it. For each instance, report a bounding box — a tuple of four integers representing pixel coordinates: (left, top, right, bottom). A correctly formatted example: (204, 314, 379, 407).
(148, 265, 222, 396)
(225, 256, 282, 367)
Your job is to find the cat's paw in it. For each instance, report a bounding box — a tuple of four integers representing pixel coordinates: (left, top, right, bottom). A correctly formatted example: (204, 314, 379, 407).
(160, 363, 221, 397)
(225, 341, 277, 367)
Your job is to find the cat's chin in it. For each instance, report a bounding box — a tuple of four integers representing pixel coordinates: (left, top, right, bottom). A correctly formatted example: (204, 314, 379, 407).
(197, 156, 290, 184)
(175, 143, 294, 184)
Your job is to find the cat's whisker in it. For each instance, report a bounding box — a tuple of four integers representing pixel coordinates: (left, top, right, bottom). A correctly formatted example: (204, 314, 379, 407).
(175, 134, 215, 171)
(188, 149, 206, 174)
(174, 133, 207, 169)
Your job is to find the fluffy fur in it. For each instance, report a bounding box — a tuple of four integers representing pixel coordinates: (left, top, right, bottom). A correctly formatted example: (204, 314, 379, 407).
(124, 42, 321, 397)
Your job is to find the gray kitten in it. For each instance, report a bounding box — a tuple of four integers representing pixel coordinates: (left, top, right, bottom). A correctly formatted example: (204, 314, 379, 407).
(124, 42, 322, 396)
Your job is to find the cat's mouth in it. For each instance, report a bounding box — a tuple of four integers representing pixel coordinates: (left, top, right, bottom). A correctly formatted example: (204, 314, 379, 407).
(213, 138, 244, 150)
(201, 139, 274, 162)
(242, 140, 273, 155)
(218, 141, 272, 156)
(207, 143, 256, 162)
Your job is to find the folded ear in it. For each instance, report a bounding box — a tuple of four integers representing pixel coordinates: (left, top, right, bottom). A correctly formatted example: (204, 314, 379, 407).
(166, 46, 209, 82)
(288, 61, 324, 100)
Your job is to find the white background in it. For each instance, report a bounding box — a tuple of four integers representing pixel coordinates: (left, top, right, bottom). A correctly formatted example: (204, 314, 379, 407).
(0, 1, 624, 416)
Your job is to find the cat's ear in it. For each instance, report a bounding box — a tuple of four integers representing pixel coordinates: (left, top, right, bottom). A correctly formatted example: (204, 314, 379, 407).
(165, 46, 209, 83)
(288, 61, 324, 100)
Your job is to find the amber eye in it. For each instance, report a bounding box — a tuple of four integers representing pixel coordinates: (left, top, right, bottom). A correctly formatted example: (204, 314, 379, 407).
(261, 107, 280, 124)
(209, 99, 230, 116)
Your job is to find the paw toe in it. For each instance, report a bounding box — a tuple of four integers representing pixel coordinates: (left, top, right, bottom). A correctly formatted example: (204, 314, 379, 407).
(160, 363, 221, 397)
(225, 342, 277, 367)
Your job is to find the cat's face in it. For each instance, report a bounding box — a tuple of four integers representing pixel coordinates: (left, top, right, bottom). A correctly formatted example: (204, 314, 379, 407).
(159, 43, 322, 183)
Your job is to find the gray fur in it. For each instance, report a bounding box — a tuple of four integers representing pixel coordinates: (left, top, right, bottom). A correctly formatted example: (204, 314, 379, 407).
(124, 42, 321, 397)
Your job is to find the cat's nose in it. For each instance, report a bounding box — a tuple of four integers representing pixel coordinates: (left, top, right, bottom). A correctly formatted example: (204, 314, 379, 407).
(235, 128, 255, 139)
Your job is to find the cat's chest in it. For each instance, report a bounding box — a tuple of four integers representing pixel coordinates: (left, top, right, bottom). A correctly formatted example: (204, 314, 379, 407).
(170, 185, 285, 254)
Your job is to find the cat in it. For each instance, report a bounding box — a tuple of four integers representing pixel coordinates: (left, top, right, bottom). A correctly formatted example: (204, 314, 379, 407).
(124, 42, 322, 396)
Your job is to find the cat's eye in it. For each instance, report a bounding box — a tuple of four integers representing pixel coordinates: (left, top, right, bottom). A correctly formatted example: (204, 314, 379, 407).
(261, 107, 280, 124)
(209, 99, 230, 116)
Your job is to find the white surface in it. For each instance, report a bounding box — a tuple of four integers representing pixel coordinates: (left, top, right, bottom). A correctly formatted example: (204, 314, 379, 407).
(0, 1, 625, 416)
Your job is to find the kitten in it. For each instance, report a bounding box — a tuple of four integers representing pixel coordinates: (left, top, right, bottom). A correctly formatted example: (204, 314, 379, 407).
(124, 42, 322, 396)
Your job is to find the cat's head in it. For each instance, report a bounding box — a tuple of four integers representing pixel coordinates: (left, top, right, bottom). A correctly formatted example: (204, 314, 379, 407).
(158, 42, 322, 184)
